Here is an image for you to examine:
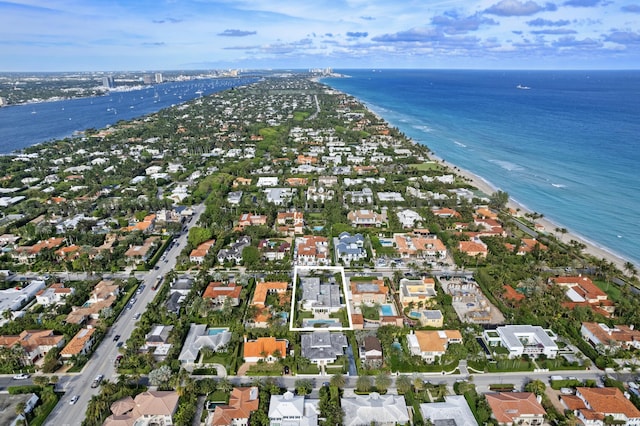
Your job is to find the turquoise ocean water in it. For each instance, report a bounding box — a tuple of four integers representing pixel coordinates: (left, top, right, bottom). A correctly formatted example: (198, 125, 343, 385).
(323, 70, 640, 267)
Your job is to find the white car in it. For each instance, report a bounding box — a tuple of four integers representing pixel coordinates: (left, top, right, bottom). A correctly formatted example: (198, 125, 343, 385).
(13, 373, 30, 380)
(70, 395, 79, 405)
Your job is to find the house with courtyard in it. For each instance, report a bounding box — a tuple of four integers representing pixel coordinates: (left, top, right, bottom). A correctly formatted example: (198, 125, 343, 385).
(483, 325, 559, 359)
(407, 330, 463, 363)
(341, 393, 410, 426)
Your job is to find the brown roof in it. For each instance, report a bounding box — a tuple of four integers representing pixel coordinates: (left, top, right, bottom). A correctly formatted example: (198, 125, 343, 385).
(577, 387, 640, 419)
(486, 392, 546, 424)
(190, 239, 216, 259)
(60, 328, 96, 356)
(203, 282, 241, 300)
(211, 387, 259, 426)
(243, 337, 287, 359)
(252, 281, 288, 306)
(413, 330, 462, 353)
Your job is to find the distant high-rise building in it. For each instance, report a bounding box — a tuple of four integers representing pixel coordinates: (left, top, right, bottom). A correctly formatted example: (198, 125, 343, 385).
(155, 73, 163, 83)
(102, 76, 115, 89)
(0, 96, 6, 107)
(142, 75, 154, 84)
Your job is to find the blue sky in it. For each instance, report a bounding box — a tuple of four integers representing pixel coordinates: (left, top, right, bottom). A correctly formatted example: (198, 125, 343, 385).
(1, 0, 639, 71)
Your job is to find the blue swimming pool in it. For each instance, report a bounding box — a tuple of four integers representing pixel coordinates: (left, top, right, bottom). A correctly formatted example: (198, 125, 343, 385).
(207, 327, 228, 335)
(302, 319, 341, 328)
(379, 304, 395, 316)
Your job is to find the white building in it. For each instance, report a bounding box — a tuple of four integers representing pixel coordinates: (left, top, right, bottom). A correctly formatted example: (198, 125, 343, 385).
(483, 325, 558, 359)
(268, 392, 319, 426)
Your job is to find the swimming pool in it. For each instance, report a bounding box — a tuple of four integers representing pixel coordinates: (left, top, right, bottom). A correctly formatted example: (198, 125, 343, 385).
(313, 226, 324, 231)
(207, 327, 229, 335)
(302, 319, 341, 328)
(379, 304, 395, 316)
(408, 311, 421, 319)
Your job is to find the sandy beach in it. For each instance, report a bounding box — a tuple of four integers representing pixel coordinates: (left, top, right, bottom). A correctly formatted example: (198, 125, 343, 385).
(428, 153, 631, 273)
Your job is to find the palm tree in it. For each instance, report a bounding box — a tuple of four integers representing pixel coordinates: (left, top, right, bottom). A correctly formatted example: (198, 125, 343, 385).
(375, 372, 391, 393)
(330, 372, 346, 389)
(624, 261, 637, 277)
(356, 375, 372, 393)
(395, 375, 412, 394)
(15, 401, 28, 425)
(217, 377, 233, 393)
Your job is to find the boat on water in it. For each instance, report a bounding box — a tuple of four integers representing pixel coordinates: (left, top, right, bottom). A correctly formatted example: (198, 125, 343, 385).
(516, 84, 531, 90)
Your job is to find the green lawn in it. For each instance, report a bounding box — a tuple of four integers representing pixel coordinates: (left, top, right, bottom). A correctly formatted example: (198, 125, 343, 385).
(594, 279, 623, 302)
(409, 162, 442, 172)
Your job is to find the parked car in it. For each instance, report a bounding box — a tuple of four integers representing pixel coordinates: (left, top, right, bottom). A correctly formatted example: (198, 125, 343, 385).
(12, 373, 30, 380)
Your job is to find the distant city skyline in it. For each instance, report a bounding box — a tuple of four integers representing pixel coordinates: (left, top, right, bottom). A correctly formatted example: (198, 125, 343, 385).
(1, 0, 640, 71)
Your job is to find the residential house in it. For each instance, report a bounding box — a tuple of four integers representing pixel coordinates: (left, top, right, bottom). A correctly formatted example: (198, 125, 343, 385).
(377, 192, 405, 202)
(66, 280, 120, 324)
(459, 239, 488, 258)
(0, 329, 65, 364)
(563, 387, 640, 426)
(178, 324, 232, 364)
(394, 234, 447, 259)
(396, 209, 423, 228)
(60, 328, 96, 359)
(399, 278, 437, 308)
(0, 393, 39, 426)
(552, 276, 614, 317)
(301, 332, 348, 365)
(252, 281, 289, 307)
(350, 279, 388, 305)
(217, 236, 251, 265)
(190, 239, 216, 264)
(256, 177, 279, 187)
(237, 213, 268, 230)
(264, 188, 296, 205)
(103, 391, 179, 426)
(227, 191, 243, 205)
(124, 236, 159, 264)
(485, 392, 546, 426)
(209, 387, 259, 426)
(306, 186, 334, 203)
(300, 277, 343, 315)
(294, 236, 329, 266)
(482, 325, 558, 359)
(145, 325, 174, 358)
(233, 177, 252, 188)
(407, 330, 463, 363)
(580, 322, 640, 354)
(421, 395, 478, 426)
(286, 177, 308, 187)
(505, 238, 548, 255)
(360, 336, 383, 369)
(341, 393, 410, 426)
(317, 176, 338, 187)
(203, 282, 242, 307)
(432, 208, 460, 218)
(13, 237, 64, 264)
(335, 232, 366, 263)
(268, 391, 320, 426)
(344, 188, 374, 204)
(410, 310, 444, 328)
(347, 209, 387, 227)
(258, 239, 291, 261)
(276, 211, 304, 236)
(0, 280, 46, 314)
(243, 336, 288, 363)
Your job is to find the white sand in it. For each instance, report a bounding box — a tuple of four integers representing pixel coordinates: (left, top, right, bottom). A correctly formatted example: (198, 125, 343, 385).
(429, 153, 631, 272)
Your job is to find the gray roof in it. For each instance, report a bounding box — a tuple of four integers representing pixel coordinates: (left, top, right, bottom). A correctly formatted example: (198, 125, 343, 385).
(301, 277, 341, 309)
(497, 325, 557, 350)
(178, 324, 231, 363)
(301, 332, 348, 362)
(341, 393, 410, 426)
(420, 395, 478, 426)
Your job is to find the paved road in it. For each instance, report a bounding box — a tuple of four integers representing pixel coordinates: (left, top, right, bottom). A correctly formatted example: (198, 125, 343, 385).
(45, 205, 205, 426)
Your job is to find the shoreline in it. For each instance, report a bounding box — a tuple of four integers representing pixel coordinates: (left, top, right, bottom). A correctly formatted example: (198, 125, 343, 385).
(430, 153, 631, 272)
(319, 77, 635, 273)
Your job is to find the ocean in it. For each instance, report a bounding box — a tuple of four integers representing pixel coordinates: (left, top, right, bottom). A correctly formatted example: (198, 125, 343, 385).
(323, 69, 640, 267)
(0, 76, 257, 153)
